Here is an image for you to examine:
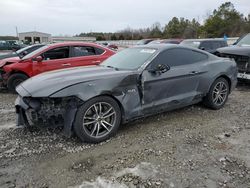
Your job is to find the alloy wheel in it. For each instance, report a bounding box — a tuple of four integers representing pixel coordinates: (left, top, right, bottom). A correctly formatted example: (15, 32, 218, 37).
(82, 102, 116, 138)
(212, 81, 228, 106)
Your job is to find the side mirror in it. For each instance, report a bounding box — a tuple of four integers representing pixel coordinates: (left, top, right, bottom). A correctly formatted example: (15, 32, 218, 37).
(33, 56, 43, 62)
(148, 64, 170, 74)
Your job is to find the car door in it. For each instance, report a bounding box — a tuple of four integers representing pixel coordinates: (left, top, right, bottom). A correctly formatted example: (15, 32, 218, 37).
(69, 46, 106, 67)
(32, 46, 71, 75)
(141, 48, 208, 113)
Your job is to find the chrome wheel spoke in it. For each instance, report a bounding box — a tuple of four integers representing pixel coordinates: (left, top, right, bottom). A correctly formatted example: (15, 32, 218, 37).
(213, 95, 219, 103)
(93, 104, 98, 115)
(96, 123, 100, 136)
(103, 107, 112, 116)
(103, 111, 115, 119)
(84, 120, 96, 125)
(90, 123, 98, 136)
(102, 120, 113, 127)
(101, 122, 111, 132)
(218, 95, 223, 103)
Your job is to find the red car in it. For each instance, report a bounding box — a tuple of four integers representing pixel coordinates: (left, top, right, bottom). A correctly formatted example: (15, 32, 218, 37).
(0, 42, 115, 92)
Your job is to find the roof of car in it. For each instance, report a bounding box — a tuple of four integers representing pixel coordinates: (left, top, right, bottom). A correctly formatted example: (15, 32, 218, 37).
(134, 44, 182, 50)
(45, 42, 103, 48)
(182, 38, 225, 42)
(133, 44, 215, 56)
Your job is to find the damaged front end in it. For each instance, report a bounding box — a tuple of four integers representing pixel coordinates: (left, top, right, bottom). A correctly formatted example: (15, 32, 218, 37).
(15, 96, 83, 137)
(0, 69, 6, 87)
(219, 54, 250, 80)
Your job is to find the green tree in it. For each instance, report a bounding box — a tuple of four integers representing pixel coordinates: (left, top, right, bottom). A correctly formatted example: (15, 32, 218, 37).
(149, 22, 163, 38)
(96, 35, 105, 41)
(163, 17, 196, 38)
(203, 2, 245, 37)
(118, 34, 125, 40)
(110, 34, 117, 40)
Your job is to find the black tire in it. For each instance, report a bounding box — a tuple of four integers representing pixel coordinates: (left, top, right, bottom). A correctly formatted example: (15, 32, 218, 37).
(73, 96, 121, 143)
(7, 73, 28, 93)
(203, 77, 230, 110)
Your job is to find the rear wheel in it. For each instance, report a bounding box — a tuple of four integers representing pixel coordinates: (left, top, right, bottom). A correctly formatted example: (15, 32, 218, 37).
(203, 77, 229, 110)
(7, 73, 28, 93)
(73, 96, 121, 143)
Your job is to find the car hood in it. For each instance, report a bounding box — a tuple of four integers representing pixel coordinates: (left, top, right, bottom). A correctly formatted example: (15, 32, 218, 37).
(217, 46, 250, 57)
(0, 53, 17, 60)
(17, 66, 133, 97)
(0, 57, 20, 68)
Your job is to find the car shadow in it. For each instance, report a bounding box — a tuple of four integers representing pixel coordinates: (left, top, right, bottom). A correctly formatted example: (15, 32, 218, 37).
(236, 82, 250, 91)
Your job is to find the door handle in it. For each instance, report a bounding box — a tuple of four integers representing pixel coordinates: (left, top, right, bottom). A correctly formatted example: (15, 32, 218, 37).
(189, 71, 200, 75)
(62, 63, 71, 66)
(92, 60, 101, 63)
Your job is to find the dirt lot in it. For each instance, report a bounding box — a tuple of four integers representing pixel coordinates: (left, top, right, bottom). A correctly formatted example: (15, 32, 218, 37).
(0, 85, 250, 188)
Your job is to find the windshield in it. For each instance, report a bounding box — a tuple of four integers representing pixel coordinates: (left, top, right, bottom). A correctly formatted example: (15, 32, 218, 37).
(236, 34, 250, 46)
(136, 39, 153, 45)
(101, 48, 157, 70)
(148, 40, 162, 44)
(180, 40, 201, 48)
(22, 45, 48, 59)
(15, 45, 33, 54)
(136, 40, 147, 45)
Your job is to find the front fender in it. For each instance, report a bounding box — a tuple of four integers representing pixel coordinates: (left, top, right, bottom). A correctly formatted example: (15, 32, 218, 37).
(50, 79, 142, 121)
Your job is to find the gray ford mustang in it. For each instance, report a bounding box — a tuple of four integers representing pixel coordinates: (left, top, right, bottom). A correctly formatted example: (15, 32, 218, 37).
(15, 44, 237, 143)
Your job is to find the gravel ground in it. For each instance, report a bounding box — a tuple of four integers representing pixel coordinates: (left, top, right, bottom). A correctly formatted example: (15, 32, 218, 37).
(0, 85, 250, 188)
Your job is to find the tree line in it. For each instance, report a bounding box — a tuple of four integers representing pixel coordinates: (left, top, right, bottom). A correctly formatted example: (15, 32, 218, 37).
(76, 2, 250, 40)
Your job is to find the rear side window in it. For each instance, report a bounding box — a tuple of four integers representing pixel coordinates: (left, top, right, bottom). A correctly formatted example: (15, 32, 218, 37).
(95, 47, 105, 55)
(200, 41, 213, 50)
(151, 48, 208, 67)
(42, 47, 69, 60)
(72, 46, 105, 57)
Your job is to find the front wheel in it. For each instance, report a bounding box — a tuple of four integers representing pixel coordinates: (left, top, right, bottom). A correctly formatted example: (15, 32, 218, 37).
(203, 77, 230, 110)
(7, 73, 28, 93)
(73, 96, 121, 143)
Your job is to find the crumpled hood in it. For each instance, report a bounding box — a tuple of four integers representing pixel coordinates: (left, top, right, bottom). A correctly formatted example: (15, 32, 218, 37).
(0, 57, 20, 68)
(17, 66, 133, 97)
(0, 52, 17, 60)
(217, 46, 250, 57)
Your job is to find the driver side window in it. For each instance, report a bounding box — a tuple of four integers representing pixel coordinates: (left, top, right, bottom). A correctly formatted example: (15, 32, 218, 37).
(42, 46, 69, 60)
(150, 48, 207, 68)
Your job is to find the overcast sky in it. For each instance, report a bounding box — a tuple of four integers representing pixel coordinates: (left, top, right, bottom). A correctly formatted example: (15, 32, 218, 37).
(0, 0, 249, 36)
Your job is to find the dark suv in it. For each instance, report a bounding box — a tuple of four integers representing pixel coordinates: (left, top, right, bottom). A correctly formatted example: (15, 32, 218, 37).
(217, 33, 250, 81)
(180, 39, 228, 54)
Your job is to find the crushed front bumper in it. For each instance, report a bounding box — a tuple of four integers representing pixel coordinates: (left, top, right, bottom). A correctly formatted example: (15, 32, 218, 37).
(237, 72, 250, 80)
(15, 96, 29, 126)
(15, 96, 81, 137)
(0, 73, 4, 87)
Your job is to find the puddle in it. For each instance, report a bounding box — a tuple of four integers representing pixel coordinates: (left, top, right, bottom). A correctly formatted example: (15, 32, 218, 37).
(0, 109, 15, 114)
(73, 177, 127, 188)
(0, 123, 16, 130)
(74, 162, 158, 188)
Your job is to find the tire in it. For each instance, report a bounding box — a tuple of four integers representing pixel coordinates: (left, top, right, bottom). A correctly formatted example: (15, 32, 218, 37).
(73, 96, 121, 143)
(7, 73, 28, 93)
(203, 77, 230, 110)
